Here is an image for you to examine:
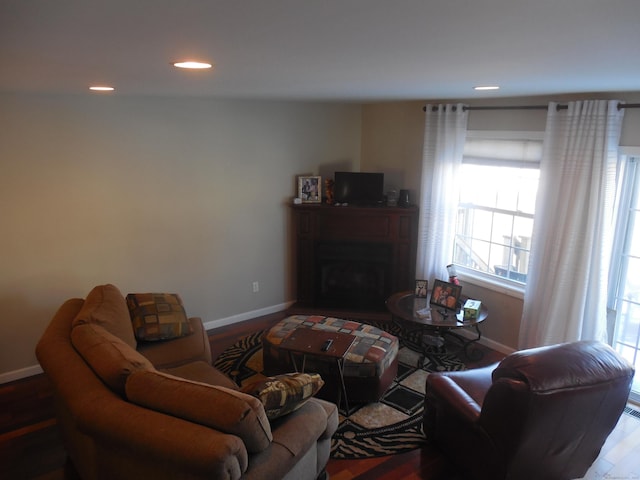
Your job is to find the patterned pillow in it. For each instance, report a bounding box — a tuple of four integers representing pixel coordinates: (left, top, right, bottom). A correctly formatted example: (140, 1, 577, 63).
(126, 293, 193, 342)
(241, 373, 324, 420)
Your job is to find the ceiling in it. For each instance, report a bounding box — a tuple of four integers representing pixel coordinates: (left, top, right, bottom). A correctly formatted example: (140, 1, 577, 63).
(2, 0, 640, 101)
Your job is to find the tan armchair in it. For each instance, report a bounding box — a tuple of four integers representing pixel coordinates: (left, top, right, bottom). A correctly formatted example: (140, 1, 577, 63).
(36, 284, 337, 480)
(424, 340, 634, 480)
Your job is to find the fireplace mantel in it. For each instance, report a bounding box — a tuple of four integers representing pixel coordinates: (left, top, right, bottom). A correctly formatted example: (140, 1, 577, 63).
(291, 204, 419, 313)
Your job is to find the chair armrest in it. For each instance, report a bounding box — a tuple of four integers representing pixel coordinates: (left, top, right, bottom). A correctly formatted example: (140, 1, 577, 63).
(137, 317, 212, 368)
(269, 398, 331, 456)
(244, 398, 335, 480)
(76, 390, 248, 479)
(426, 374, 482, 423)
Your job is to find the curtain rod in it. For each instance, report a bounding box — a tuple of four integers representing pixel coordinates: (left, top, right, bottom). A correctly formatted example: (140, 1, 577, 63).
(422, 103, 640, 112)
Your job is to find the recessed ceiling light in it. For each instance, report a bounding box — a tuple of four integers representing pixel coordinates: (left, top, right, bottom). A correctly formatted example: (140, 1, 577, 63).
(89, 86, 115, 92)
(474, 85, 500, 91)
(172, 61, 212, 70)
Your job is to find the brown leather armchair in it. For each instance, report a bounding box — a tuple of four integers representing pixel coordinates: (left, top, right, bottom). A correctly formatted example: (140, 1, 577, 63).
(424, 340, 634, 480)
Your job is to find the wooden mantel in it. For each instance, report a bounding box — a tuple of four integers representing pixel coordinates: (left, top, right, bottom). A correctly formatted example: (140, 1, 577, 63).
(290, 204, 419, 313)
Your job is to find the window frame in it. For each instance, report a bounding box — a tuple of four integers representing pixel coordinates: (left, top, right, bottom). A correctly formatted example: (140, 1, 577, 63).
(453, 130, 544, 297)
(608, 149, 640, 403)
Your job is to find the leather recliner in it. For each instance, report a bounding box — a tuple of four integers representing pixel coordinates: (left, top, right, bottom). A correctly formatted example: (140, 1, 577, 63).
(424, 340, 634, 480)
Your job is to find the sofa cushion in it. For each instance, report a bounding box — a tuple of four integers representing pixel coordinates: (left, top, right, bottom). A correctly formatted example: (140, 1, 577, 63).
(126, 293, 193, 342)
(125, 370, 273, 453)
(71, 322, 154, 396)
(136, 317, 212, 368)
(241, 373, 324, 420)
(73, 284, 137, 349)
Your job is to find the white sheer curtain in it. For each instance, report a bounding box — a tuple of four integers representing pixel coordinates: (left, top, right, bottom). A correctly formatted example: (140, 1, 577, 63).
(519, 100, 625, 349)
(416, 104, 468, 283)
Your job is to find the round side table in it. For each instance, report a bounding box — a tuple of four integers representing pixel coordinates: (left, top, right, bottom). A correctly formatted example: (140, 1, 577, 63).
(385, 290, 488, 362)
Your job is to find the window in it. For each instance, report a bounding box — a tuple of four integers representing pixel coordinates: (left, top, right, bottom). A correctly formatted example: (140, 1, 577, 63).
(609, 155, 640, 401)
(453, 132, 543, 287)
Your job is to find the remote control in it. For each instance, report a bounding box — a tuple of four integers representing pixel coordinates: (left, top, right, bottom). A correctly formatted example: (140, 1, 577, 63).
(321, 339, 333, 352)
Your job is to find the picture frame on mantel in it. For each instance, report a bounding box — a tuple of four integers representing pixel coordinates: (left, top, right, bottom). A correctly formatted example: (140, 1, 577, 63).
(298, 175, 322, 203)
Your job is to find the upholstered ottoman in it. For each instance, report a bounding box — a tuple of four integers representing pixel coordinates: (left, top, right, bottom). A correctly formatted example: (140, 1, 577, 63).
(263, 315, 399, 404)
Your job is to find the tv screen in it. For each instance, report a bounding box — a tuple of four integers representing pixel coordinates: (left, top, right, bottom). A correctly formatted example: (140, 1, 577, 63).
(334, 172, 384, 206)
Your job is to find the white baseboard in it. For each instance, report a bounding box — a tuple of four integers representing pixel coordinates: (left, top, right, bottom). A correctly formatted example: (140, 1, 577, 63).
(202, 301, 295, 331)
(0, 364, 43, 384)
(454, 328, 516, 356)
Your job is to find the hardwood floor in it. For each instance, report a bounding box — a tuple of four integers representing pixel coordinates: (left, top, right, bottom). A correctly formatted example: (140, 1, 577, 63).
(1, 310, 639, 479)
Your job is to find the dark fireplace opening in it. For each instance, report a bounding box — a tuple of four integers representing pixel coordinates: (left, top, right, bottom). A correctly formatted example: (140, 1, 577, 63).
(316, 242, 392, 311)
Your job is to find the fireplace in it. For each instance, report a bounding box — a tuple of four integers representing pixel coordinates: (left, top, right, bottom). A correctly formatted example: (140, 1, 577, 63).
(291, 204, 419, 314)
(316, 242, 392, 310)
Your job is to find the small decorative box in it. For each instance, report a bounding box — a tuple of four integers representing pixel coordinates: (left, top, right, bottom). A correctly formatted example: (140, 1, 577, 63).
(463, 299, 481, 321)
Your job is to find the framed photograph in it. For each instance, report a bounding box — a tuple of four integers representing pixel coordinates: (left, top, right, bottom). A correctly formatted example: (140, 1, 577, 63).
(430, 279, 462, 311)
(415, 279, 428, 298)
(298, 176, 322, 203)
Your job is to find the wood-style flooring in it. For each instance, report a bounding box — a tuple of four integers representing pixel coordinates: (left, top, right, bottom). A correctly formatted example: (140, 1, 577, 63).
(1, 311, 639, 479)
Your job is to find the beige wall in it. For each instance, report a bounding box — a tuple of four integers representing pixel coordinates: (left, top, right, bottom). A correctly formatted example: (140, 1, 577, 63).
(361, 92, 640, 351)
(0, 93, 362, 379)
(360, 101, 426, 198)
(4, 90, 639, 379)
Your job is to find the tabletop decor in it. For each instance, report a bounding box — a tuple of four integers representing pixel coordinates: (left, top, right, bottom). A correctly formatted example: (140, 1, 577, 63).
(297, 175, 321, 203)
(430, 279, 462, 311)
(414, 279, 428, 298)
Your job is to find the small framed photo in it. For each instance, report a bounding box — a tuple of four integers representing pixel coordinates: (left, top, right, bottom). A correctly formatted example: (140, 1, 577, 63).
(298, 176, 322, 203)
(415, 280, 428, 298)
(430, 279, 462, 311)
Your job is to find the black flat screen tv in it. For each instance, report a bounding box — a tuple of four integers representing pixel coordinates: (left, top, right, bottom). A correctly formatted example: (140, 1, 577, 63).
(334, 172, 384, 206)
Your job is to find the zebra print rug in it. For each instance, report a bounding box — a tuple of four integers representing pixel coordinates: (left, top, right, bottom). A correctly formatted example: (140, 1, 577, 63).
(213, 327, 465, 459)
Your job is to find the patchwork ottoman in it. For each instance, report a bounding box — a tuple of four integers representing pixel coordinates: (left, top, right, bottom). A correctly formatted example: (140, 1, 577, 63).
(263, 315, 399, 404)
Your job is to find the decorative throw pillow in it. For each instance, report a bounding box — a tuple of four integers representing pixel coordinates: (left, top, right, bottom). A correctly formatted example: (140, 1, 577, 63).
(125, 370, 272, 453)
(241, 373, 324, 420)
(126, 293, 193, 342)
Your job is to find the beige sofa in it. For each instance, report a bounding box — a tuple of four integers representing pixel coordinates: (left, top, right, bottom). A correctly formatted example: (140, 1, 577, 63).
(36, 284, 338, 480)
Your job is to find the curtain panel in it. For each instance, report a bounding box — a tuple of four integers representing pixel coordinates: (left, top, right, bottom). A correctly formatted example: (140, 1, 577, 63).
(416, 104, 468, 283)
(519, 100, 624, 348)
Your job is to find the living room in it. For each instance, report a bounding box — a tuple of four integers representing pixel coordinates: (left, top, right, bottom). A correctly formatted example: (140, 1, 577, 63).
(2, 1, 640, 478)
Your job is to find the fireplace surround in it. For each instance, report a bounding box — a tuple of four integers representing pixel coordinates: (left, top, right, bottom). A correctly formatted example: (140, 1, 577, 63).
(291, 204, 418, 312)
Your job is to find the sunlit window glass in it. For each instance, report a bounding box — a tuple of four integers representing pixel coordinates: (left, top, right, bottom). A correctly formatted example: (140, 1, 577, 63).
(453, 134, 542, 285)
